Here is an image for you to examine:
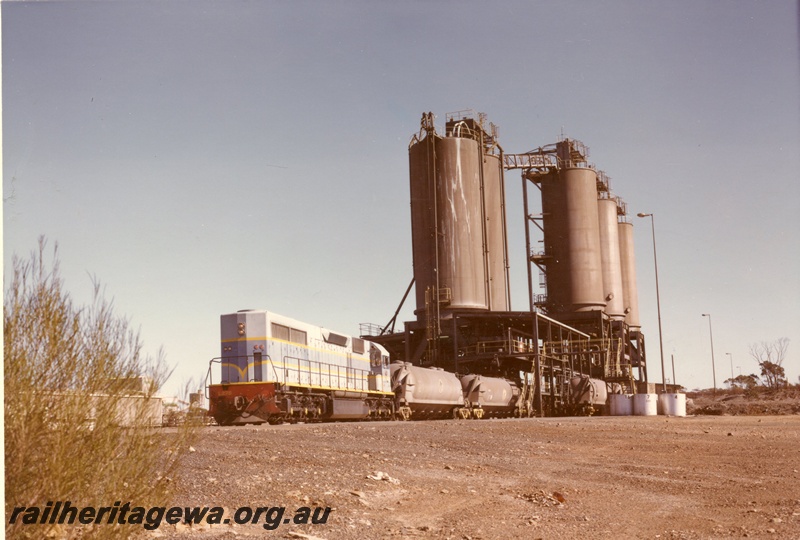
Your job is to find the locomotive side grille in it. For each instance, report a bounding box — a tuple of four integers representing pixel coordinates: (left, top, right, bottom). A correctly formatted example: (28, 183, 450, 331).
(290, 328, 307, 345)
(324, 332, 348, 347)
(271, 323, 289, 341)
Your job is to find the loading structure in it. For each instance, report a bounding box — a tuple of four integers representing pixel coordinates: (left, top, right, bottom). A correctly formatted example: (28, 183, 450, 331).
(364, 111, 648, 416)
(507, 138, 647, 392)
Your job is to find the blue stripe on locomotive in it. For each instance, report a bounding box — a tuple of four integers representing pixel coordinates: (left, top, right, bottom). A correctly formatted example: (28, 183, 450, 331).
(219, 310, 382, 388)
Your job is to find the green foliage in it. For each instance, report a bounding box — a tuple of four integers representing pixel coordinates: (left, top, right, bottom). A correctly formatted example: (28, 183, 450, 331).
(724, 373, 759, 390)
(749, 338, 790, 390)
(4, 238, 197, 539)
(759, 361, 786, 390)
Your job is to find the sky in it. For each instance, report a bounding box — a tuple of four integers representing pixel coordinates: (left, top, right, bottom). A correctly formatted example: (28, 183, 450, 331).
(4, 0, 799, 397)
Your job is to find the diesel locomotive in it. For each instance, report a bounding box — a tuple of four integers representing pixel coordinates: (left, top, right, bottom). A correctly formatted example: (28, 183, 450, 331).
(206, 310, 395, 425)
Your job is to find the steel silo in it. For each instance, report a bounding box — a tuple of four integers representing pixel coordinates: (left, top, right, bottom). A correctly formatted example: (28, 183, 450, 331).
(597, 197, 626, 320)
(541, 166, 606, 314)
(617, 221, 641, 329)
(483, 152, 510, 311)
(409, 131, 488, 320)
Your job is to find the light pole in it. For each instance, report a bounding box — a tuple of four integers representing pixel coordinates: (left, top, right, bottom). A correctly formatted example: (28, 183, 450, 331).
(702, 313, 717, 396)
(726, 352, 734, 387)
(637, 212, 667, 393)
(671, 353, 676, 390)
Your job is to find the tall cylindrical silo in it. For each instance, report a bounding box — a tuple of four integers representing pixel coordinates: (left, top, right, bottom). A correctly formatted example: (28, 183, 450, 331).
(617, 221, 641, 329)
(541, 167, 606, 314)
(409, 133, 488, 321)
(483, 152, 510, 311)
(597, 197, 626, 320)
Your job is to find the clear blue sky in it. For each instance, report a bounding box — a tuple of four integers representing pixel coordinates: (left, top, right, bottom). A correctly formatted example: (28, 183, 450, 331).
(4, 1, 799, 396)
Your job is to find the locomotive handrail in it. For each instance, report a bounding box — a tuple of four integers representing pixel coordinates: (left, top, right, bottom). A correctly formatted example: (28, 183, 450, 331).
(262, 354, 279, 382)
(205, 357, 223, 399)
(282, 355, 370, 392)
(208, 353, 374, 392)
(206, 354, 279, 389)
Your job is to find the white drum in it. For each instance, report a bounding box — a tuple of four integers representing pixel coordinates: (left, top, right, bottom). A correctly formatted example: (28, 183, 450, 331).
(658, 393, 686, 417)
(633, 393, 658, 416)
(609, 394, 633, 416)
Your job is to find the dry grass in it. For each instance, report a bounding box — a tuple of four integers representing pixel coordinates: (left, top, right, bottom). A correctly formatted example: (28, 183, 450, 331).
(4, 238, 198, 539)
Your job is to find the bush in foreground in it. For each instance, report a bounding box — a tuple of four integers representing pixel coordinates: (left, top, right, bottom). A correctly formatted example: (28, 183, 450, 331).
(4, 239, 197, 539)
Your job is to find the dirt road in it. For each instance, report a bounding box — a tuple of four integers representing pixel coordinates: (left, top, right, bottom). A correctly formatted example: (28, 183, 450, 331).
(161, 415, 800, 539)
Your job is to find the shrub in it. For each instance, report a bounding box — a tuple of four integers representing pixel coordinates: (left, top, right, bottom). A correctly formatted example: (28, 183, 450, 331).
(4, 239, 196, 539)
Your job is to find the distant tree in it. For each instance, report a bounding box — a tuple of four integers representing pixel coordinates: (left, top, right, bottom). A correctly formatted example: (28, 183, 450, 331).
(4, 238, 197, 540)
(749, 338, 789, 390)
(724, 373, 759, 390)
(760, 361, 786, 389)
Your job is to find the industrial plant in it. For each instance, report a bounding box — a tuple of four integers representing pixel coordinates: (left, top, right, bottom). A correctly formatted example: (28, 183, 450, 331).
(361, 110, 677, 417)
(207, 110, 684, 425)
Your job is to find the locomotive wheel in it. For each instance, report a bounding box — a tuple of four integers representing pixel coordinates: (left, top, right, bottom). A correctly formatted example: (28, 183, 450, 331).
(397, 407, 411, 421)
(452, 407, 471, 420)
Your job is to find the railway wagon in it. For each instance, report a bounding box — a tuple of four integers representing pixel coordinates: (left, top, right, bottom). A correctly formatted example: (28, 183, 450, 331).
(207, 310, 394, 425)
(391, 362, 467, 420)
(460, 374, 521, 418)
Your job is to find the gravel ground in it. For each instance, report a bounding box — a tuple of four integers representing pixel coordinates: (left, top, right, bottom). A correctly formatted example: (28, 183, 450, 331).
(153, 415, 800, 540)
